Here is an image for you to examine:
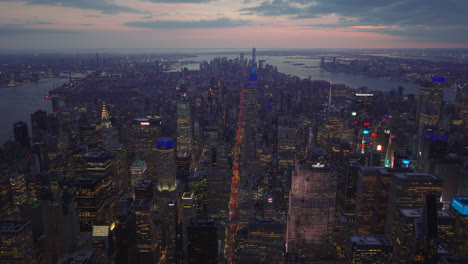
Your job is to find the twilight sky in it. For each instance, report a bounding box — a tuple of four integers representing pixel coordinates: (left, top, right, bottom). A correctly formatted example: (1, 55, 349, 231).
(0, 0, 467, 49)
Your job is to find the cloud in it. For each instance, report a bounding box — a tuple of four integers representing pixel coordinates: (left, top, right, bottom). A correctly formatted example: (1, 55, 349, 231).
(0, 25, 77, 35)
(0, 0, 145, 14)
(142, 0, 214, 3)
(125, 17, 252, 29)
(241, 0, 468, 44)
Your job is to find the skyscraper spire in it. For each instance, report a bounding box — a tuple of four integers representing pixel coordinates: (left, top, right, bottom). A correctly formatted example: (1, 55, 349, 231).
(101, 102, 111, 128)
(251, 48, 256, 74)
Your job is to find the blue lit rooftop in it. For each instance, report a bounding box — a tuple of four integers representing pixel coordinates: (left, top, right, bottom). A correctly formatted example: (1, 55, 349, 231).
(451, 197, 468, 215)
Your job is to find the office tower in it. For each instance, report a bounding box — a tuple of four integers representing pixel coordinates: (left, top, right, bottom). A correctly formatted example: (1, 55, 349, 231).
(347, 234, 393, 264)
(432, 155, 464, 208)
(100, 102, 118, 148)
(417, 81, 443, 135)
(156, 137, 177, 192)
(0, 221, 37, 264)
(247, 218, 285, 264)
(134, 179, 153, 200)
(75, 178, 106, 232)
(13, 121, 30, 148)
(130, 160, 147, 187)
(79, 123, 101, 150)
(354, 90, 374, 116)
(238, 248, 261, 264)
(31, 109, 49, 142)
(187, 173, 207, 214)
(186, 218, 218, 264)
(355, 167, 379, 234)
(337, 160, 360, 218)
(0, 177, 12, 217)
(92, 225, 111, 262)
(114, 210, 136, 264)
(277, 125, 296, 171)
(128, 117, 162, 178)
(450, 197, 468, 256)
(181, 192, 197, 221)
(385, 172, 442, 245)
(392, 206, 454, 263)
(206, 170, 229, 217)
(8, 172, 27, 206)
(286, 150, 335, 261)
(176, 81, 193, 171)
(131, 199, 160, 263)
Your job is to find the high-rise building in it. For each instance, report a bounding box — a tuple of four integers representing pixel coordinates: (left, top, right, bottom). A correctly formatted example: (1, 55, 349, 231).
(247, 218, 285, 264)
(0, 221, 37, 264)
(155, 137, 177, 192)
(385, 172, 442, 246)
(286, 150, 335, 261)
(347, 234, 393, 264)
(0, 177, 12, 217)
(176, 81, 193, 171)
(31, 109, 49, 143)
(131, 199, 160, 263)
(449, 197, 468, 256)
(337, 160, 360, 218)
(277, 126, 296, 171)
(355, 167, 379, 234)
(8, 172, 28, 206)
(13, 121, 30, 148)
(130, 160, 147, 187)
(417, 82, 444, 135)
(128, 116, 162, 177)
(186, 218, 219, 264)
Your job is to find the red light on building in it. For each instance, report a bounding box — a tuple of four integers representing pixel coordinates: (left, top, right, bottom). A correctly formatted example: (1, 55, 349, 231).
(353, 120, 359, 125)
(363, 122, 371, 127)
(371, 133, 378, 138)
(27, 153, 33, 158)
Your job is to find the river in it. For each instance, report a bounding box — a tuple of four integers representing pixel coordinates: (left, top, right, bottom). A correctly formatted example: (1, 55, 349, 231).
(0, 78, 67, 145)
(0, 53, 423, 145)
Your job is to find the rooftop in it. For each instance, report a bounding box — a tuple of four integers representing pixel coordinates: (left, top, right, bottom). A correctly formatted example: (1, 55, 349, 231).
(350, 234, 392, 246)
(0, 221, 30, 233)
(57, 250, 94, 264)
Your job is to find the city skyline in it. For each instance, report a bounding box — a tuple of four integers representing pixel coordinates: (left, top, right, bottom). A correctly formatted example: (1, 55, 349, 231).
(1, 0, 468, 49)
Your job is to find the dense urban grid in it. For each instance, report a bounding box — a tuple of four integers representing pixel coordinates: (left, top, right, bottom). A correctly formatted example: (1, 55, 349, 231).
(0, 48, 468, 264)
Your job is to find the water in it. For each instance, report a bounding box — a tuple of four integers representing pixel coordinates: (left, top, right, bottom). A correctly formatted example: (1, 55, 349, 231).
(0, 53, 422, 145)
(0, 78, 67, 145)
(180, 53, 420, 94)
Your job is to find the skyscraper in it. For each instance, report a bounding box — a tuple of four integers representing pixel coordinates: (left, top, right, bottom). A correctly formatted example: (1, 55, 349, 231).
(155, 137, 177, 192)
(176, 81, 193, 171)
(347, 234, 393, 264)
(0, 221, 37, 264)
(13, 121, 30, 148)
(385, 172, 442, 245)
(286, 149, 335, 261)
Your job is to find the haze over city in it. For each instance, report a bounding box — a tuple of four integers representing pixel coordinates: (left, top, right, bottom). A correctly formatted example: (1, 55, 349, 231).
(1, 0, 468, 49)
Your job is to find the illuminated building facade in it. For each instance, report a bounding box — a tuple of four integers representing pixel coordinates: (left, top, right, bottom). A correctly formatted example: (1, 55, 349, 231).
(385, 172, 442, 247)
(0, 220, 37, 264)
(176, 81, 193, 170)
(337, 160, 360, 218)
(8, 173, 27, 206)
(355, 167, 379, 234)
(277, 126, 296, 171)
(129, 117, 162, 178)
(0, 177, 12, 217)
(131, 199, 160, 262)
(155, 137, 177, 192)
(130, 160, 147, 187)
(450, 197, 468, 256)
(286, 150, 335, 261)
(247, 218, 285, 264)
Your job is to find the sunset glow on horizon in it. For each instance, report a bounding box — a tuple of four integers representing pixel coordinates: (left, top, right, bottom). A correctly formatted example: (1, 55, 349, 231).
(1, 0, 467, 50)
